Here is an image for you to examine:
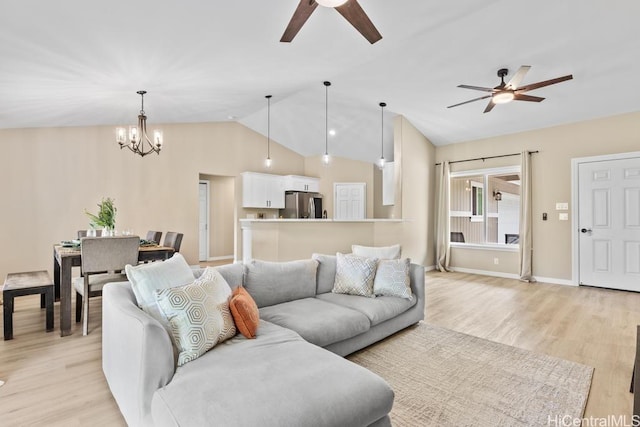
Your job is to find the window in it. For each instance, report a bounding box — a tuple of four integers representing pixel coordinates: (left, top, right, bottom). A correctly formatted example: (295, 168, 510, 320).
(450, 166, 521, 247)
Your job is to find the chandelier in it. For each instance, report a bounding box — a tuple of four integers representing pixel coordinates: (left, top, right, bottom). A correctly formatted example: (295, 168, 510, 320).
(116, 90, 163, 157)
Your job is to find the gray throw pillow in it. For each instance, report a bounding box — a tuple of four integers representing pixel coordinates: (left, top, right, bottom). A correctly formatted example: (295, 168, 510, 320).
(373, 258, 413, 299)
(332, 252, 377, 298)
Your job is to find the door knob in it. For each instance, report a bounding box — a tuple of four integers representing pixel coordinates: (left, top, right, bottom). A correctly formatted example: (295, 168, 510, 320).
(580, 228, 592, 233)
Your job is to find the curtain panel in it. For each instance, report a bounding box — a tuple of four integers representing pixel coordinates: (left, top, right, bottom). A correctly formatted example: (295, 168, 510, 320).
(519, 150, 534, 281)
(436, 161, 451, 272)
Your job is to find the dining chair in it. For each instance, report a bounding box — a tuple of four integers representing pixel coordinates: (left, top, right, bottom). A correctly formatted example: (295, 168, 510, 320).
(77, 229, 103, 238)
(74, 236, 139, 335)
(145, 231, 162, 244)
(163, 232, 183, 253)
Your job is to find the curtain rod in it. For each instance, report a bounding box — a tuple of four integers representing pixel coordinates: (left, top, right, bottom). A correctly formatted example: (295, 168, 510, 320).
(435, 150, 538, 166)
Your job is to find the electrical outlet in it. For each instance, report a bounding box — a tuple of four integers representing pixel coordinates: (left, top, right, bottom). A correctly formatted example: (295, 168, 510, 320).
(559, 213, 569, 221)
(494, 258, 499, 265)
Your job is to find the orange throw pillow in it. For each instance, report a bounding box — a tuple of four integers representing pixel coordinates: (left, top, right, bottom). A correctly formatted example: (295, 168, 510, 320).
(229, 286, 259, 339)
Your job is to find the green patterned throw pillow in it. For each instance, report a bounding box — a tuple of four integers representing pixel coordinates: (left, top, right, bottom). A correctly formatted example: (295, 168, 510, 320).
(373, 258, 413, 299)
(332, 252, 378, 298)
(155, 267, 236, 366)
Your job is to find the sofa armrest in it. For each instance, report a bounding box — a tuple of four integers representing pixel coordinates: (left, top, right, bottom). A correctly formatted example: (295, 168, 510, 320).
(409, 263, 425, 319)
(103, 282, 175, 427)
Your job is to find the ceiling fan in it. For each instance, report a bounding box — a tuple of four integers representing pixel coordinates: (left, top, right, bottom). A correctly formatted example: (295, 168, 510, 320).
(280, 0, 382, 44)
(447, 66, 573, 113)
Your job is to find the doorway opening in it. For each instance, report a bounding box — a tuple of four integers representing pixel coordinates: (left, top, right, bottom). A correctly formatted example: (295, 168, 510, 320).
(199, 174, 235, 264)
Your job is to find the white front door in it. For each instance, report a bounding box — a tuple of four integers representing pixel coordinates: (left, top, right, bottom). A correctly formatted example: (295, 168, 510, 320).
(334, 183, 366, 220)
(578, 157, 640, 290)
(199, 181, 209, 262)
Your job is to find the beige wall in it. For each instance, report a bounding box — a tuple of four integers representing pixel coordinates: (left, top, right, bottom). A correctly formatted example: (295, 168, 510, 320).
(394, 116, 437, 266)
(435, 111, 640, 280)
(0, 121, 305, 281)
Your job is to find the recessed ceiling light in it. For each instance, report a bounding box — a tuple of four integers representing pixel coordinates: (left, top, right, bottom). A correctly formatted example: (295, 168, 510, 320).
(328, 129, 336, 137)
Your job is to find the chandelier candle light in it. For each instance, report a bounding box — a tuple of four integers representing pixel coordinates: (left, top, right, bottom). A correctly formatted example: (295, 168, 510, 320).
(377, 102, 387, 170)
(322, 81, 332, 167)
(265, 95, 273, 169)
(116, 90, 163, 157)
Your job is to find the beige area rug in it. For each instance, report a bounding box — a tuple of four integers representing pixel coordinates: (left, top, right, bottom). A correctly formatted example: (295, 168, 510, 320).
(348, 323, 593, 427)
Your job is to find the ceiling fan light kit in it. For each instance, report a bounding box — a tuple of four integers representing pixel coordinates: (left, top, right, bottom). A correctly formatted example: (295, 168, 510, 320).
(316, 0, 348, 7)
(448, 66, 573, 113)
(281, 0, 382, 44)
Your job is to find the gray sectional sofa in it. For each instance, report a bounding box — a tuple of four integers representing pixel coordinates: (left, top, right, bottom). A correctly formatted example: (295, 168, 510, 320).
(102, 254, 425, 427)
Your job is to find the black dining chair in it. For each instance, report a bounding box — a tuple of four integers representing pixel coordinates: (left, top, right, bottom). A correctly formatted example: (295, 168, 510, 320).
(145, 231, 162, 244)
(163, 232, 183, 253)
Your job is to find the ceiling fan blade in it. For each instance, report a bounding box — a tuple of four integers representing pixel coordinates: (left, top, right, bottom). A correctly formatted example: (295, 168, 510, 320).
(280, 0, 319, 42)
(447, 95, 491, 109)
(514, 94, 545, 102)
(483, 100, 496, 113)
(505, 65, 531, 89)
(335, 0, 382, 44)
(516, 74, 573, 93)
(457, 84, 495, 93)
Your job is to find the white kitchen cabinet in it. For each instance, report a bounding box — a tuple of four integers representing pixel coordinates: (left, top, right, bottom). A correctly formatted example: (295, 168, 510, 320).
(284, 175, 320, 193)
(241, 172, 285, 209)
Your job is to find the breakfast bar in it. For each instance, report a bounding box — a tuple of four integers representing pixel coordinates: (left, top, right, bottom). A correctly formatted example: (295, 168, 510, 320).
(240, 218, 403, 263)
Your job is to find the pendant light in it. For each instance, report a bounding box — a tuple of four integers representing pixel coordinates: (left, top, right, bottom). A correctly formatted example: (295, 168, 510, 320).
(322, 81, 331, 167)
(264, 95, 273, 169)
(116, 90, 163, 157)
(377, 102, 387, 170)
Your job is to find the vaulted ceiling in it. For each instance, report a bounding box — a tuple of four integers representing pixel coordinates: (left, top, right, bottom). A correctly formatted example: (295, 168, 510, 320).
(1, 1, 638, 164)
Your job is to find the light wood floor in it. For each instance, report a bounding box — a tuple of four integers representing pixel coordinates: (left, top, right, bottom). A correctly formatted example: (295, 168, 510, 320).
(0, 271, 638, 425)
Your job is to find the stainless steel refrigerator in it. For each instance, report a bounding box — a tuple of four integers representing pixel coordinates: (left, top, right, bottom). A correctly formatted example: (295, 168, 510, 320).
(279, 191, 323, 219)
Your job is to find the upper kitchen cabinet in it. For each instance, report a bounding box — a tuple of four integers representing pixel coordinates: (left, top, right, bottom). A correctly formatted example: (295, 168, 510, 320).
(241, 172, 285, 209)
(284, 175, 320, 193)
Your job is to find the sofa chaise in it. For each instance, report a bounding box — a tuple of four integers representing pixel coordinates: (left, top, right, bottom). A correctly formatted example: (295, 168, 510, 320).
(102, 252, 425, 426)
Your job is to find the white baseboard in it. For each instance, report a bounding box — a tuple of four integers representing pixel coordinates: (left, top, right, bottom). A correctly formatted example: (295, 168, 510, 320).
(532, 276, 577, 287)
(449, 267, 520, 280)
(447, 266, 577, 286)
(424, 265, 436, 272)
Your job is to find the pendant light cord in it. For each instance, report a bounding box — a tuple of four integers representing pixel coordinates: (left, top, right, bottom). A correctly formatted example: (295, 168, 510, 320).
(266, 95, 271, 158)
(324, 81, 331, 155)
(380, 103, 384, 158)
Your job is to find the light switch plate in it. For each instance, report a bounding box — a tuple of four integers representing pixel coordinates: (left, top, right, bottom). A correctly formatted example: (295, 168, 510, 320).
(559, 213, 569, 221)
(556, 202, 569, 210)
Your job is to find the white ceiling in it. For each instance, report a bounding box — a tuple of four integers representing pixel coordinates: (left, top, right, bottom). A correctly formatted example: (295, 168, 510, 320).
(1, 1, 638, 164)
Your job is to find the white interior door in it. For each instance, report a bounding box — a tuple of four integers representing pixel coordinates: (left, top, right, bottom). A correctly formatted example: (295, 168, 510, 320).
(578, 157, 640, 290)
(334, 183, 366, 220)
(198, 181, 209, 261)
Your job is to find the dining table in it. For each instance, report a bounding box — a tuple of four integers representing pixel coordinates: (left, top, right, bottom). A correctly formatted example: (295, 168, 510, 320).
(53, 242, 175, 336)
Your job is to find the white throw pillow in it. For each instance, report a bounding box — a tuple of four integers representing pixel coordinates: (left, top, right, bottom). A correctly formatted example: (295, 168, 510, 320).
(351, 244, 401, 260)
(332, 252, 378, 298)
(155, 268, 236, 366)
(125, 253, 195, 327)
(374, 258, 413, 300)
